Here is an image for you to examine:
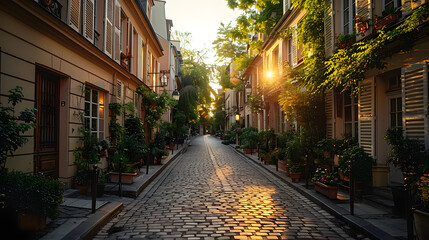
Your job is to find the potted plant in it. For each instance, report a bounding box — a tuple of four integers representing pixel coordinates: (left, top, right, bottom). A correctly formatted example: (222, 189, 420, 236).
(415, 173, 429, 240)
(355, 15, 369, 36)
(338, 145, 373, 192)
(385, 128, 428, 216)
(99, 139, 110, 157)
(0, 171, 64, 231)
(240, 127, 259, 154)
(96, 170, 108, 197)
(109, 153, 137, 184)
(312, 168, 339, 199)
(375, 7, 399, 30)
(337, 32, 356, 49)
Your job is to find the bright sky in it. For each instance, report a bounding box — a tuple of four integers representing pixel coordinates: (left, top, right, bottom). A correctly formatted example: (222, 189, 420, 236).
(165, 0, 242, 91)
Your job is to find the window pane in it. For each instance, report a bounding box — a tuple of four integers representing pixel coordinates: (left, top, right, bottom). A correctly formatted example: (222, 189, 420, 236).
(397, 113, 402, 127)
(99, 132, 104, 140)
(345, 106, 352, 122)
(99, 92, 104, 106)
(91, 118, 97, 131)
(354, 105, 358, 121)
(99, 119, 104, 131)
(396, 98, 402, 112)
(85, 102, 90, 116)
(345, 123, 352, 135)
(390, 98, 396, 113)
(99, 106, 104, 118)
(92, 90, 98, 103)
(391, 113, 396, 127)
(92, 104, 98, 117)
(84, 117, 90, 130)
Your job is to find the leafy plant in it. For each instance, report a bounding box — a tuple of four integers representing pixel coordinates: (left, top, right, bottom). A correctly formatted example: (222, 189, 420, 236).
(417, 174, 429, 211)
(337, 32, 357, 43)
(338, 145, 373, 184)
(110, 153, 135, 173)
(0, 86, 36, 170)
(239, 127, 259, 149)
(0, 171, 64, 219)
(99, 139, 110, 151)
(384, 128, 428, 183)
(312, 168, 339, 186)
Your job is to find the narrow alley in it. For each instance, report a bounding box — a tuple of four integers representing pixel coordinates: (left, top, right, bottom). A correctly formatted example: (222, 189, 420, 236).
(95, 136, 362, 239)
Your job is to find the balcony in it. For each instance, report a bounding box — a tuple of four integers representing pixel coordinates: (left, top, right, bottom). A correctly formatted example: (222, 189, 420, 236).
(35, 0, 63, 20)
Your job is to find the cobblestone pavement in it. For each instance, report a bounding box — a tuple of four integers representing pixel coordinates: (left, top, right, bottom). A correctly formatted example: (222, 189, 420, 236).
(95, 136, 359, 239)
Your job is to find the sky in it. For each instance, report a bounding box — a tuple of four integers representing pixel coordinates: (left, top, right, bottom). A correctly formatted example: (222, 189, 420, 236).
(164, 0, 242, 91)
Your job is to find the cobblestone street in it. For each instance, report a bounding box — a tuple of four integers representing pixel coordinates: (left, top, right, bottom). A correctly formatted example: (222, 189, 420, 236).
(96, 136, 358, 239)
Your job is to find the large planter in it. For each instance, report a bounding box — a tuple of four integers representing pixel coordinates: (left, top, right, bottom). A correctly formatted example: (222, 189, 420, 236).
(375, 14, 399, 30)
(290, 172, 301, 183)
(17, 213, 46, 231)
(73, 184, 89, 195)
(372, 166, 389, 187)
(414, 209, 429, 240)
(243, 148, 252, 154)
(391, 186, 406, 217)
(109, 172, 137, 184)
(314, 181, 338, 200)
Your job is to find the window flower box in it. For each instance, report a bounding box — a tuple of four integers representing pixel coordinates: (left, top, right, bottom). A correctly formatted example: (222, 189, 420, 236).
(314, 181, 338, 199)
(375, 14, 399, 30)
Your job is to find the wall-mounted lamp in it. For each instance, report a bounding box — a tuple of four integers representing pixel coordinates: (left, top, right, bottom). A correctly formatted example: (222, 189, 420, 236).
(235, 113, 240, 121)
(147, 70, 169, 87)
(172, 89, 180, 100)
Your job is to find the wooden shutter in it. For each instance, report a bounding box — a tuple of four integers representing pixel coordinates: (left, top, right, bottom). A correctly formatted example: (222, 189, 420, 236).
(359, 79, 375, 156)
(137, 35, 143, 80)
(324, 0, 334, 58)
(83, 0, 95, 43)
(68, 0, 81, 32)
(411, 0, 428, 10)
(325, 89, 335, 139)
(291, 26, 298, 67)
(356, 0, 372, 39)
(401, 62, 429, 149)
(104, 0, 114, 57)
(116, 80, 123, 101)
(114, 0, 121, 62)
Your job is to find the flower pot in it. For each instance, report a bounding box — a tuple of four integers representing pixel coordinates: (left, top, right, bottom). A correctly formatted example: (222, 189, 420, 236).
(290, 172, 301, 183)
(169, 142, 175, 150)
(243, 148, 252, 154)
(314, 182, 338, 200)
(73, 184, 89, 195)
(17, 213, 46, 231)
(375, 14, 399, 30)
(414, 208, 429, 240)
(109, 172, 137, 184)
(96, 184, 105, 197)
(391, 186, 406, 217)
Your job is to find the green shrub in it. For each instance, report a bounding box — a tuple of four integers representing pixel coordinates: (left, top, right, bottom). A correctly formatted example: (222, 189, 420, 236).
(0, 171, 64, 219)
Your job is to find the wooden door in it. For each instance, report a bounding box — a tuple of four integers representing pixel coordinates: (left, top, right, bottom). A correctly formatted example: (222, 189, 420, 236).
(34, 70, 59, 178)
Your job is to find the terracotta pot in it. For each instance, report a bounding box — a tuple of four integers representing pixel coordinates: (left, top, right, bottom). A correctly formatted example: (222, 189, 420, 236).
(314, 181, 338, 200)
(290, 172, 301, 183)
(73, 184, 89, 195)
(414, 208, 429, 240)
(109, 172, 137, 184)
(17, 213, 46, 231)
(243, 148, 252, 154)
(285, 164, 290, 176)
(375, 14, 398, 30)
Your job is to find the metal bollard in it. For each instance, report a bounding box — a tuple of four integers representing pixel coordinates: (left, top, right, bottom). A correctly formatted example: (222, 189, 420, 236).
(118, 158, 122, 197)
(92, 165, 98, 213)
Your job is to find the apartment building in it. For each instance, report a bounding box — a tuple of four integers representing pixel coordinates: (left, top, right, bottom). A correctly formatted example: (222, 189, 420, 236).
(0, 0, 163, 188)
(324, 0, 429, 186)
(243, 1, 304, 133)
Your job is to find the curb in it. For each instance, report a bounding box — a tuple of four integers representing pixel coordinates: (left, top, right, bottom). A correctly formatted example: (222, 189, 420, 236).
(231, 146, 397, 240)
(63, 202, 123, 240)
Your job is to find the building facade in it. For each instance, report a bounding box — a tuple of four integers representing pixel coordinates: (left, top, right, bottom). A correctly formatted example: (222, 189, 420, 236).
(0, 0, 163, 188)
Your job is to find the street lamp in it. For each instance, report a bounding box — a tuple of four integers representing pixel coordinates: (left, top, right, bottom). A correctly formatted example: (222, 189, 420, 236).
(172, 89, 180, 100)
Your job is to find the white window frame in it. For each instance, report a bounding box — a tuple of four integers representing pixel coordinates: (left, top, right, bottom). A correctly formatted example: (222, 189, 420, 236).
(84, 87, 105, 139)
(388, 96, 402, 129)
(342, 0, 356, 34)
(344, 91, 358, 138)
(383, 0, 399, 10)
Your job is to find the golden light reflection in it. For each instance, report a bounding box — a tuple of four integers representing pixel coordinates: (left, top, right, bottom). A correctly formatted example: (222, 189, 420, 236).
(266, 71, 273, 78)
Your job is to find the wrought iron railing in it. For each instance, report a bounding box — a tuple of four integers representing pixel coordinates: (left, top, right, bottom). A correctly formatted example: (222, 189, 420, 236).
(35, 0, 62, 20)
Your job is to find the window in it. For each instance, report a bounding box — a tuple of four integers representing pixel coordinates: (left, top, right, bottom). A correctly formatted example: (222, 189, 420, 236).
(388, 74, 401, 90)
(344, 90, 358, 138)
(384, 0, 400, 10)
(389, 97, 402, 129)
(84, 87, 105, 139)
(343, 0, 356, 34)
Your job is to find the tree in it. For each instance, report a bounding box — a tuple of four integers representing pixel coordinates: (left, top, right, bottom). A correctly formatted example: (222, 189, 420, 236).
(213, 22, 248, 64)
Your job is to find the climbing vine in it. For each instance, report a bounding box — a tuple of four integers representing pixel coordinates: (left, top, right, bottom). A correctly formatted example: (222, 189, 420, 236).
(322, 5, 429, 95)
